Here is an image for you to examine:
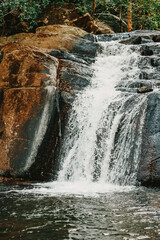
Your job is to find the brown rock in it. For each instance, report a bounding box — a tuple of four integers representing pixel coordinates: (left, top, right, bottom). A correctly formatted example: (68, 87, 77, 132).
(137, 87, 153, 93)
(0, 25, 88, 53)
(3, 88, 45, 139)
(0, 87, 50, 175)
(94, 20, 114, 34)
(0, 41, 59, 177)
(36, 24, 87, 38)
(71, 13, 102, 34)
(0, 43, 58, 88)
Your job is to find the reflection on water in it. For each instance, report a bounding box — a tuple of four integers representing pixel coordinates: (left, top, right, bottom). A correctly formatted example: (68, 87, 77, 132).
(0, 183, 160, 240)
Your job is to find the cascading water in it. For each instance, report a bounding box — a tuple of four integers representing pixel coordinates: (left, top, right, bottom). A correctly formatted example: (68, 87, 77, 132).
(57, 41, 148, 187)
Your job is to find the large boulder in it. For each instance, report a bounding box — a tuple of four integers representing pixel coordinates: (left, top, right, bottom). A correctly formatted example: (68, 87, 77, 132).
(0, 25, 97, 180)
(0, 43, 58, 178)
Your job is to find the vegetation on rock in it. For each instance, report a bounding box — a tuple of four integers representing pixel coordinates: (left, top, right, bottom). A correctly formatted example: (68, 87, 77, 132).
(0, 0, 159, 35)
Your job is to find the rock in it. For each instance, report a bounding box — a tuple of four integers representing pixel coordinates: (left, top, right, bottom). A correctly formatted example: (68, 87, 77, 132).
(0, 41, 59, 178)
(58, 58, 93, 94)
(137, 87, 153, 93)
(0, 25, 91, 54)
(36, 24, 87, 39)
(94, 19, 114, 34)
(151, 58, 160, 67)
(140, 46, 154, 56)
(0, 43, 58, 88)
(120, 36, 142, 45)
(50, 49, 87, 64)
(152, 35, 160, 42)
(0, 24, 96, 180)
(138, 93, 160, 186)
(71, 13, 102, 34)
(71, 38, 101, 63)
(0, 87, 49, 176)
(60, 72, 90, 91)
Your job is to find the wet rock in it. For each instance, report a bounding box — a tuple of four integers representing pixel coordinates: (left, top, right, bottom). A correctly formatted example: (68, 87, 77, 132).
(71, 38, 100, 62)
(127, 81, 152, 89)
(97, 32, 130, 42)
(0, 42, 59, 178)
(137, 87, 153, 93)
(151, 58, 160, 67)
(120, 36, 153, 45)
(139, 71, 160, 81)
(50, 49, 87, 64)
(138, 93, 160, 187)
(0, 87, 49, 176)
(60, 72, 90, 91)
(140, 46, 153, 56)
(120, 36, 142, 45)
(152, 35, 160, 42)
(59, 59, 93, 78)
(138, 57, 153, 69)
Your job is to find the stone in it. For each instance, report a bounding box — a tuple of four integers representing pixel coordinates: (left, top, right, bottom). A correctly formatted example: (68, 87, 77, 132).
(50, 49, 87, 64)
(0, 87, 49, 175)
(140, 46, 153, 56)
(138, 93, 160, 186)
(152, 35, 160, 42)
(120, 36, 142, 45)
(137, 87, 153, 93)
(0, 25, 90, 54)
(71, 13, 102, 34)
(0, 43, 58, 88)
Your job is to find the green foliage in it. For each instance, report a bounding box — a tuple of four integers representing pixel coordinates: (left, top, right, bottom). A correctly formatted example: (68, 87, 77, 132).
(93, 0, 160, 31)
(133, 0, 160, 30)
(0, 0, 51, 29)
(0, 0, 159, 32)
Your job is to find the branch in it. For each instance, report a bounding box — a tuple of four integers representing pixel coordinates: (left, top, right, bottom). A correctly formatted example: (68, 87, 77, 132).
(94, 13, 127, 27)
(0, 10, 17, 19)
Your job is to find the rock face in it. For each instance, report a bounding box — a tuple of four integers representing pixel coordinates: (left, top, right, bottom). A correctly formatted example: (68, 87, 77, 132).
(0, 42, 59, 178)
(0, 25, 99, 180)
(138, 93, 160, 187)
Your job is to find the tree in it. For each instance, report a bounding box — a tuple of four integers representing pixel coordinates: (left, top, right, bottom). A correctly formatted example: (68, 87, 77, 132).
(127, 0, 132, 31)
(91, 0, 96, 15)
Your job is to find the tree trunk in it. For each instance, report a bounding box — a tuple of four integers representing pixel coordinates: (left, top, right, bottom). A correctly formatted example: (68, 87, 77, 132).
(127, 0, 132, 32)
(91, 0, 96, 16)
(119, 5, 123, 32)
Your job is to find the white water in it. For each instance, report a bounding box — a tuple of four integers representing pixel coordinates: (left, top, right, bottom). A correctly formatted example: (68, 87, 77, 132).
(56, 41, 148, 188)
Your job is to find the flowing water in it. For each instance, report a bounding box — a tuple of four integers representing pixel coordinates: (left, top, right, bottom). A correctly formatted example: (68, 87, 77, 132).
(0, 40, 160, 240)
(57, 41, 148, 186)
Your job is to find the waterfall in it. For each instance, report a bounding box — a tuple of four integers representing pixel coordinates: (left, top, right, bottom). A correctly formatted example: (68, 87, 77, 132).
(57, 41, 148, 186)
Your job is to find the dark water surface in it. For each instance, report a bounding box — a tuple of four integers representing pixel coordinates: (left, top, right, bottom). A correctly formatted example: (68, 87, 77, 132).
(0, 183, 160, 240)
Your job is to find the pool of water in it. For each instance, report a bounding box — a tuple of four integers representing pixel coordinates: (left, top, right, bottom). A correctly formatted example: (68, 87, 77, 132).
(0, 182, 160, 240)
